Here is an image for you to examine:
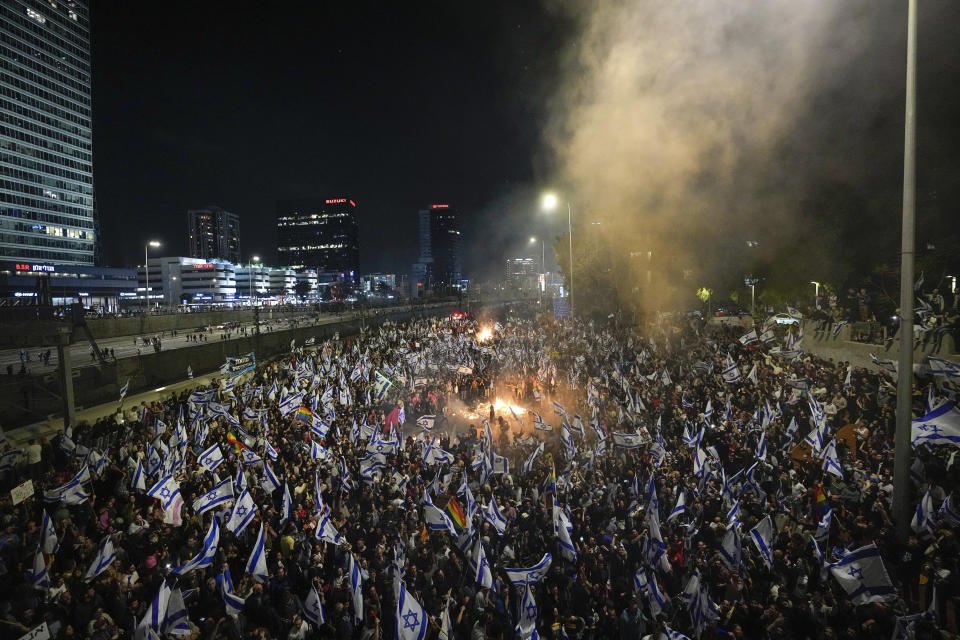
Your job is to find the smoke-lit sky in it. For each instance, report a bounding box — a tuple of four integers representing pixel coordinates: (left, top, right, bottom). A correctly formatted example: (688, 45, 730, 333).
(92, 1, 960, 287)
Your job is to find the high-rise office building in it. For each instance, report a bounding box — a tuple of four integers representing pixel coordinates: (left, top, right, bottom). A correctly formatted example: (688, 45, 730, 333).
(411, 204, 461, 295)
(187, 206, 241, 264)
(276, 198, 359, 282)
(0, 0, 96, 264)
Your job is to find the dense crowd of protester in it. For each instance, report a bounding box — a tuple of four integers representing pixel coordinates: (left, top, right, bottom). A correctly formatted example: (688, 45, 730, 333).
(0, 309, 957, 640)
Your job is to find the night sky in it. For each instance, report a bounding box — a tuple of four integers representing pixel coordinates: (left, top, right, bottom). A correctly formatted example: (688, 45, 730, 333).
(90, 1, 960, 287)
(90, 2, 571, 275)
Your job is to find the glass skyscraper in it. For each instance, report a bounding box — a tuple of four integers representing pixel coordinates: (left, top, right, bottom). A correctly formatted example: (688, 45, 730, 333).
(0, 0, 96, 265)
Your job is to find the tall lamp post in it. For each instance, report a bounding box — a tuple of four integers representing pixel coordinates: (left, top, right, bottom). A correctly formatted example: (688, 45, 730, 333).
(143, 240, 160, 314)
(893, 0, 918, 541)
(811, 281, 821, 309)
(542, 192, 573, 315)
(529, 236, 544, 305)
(250, 255, 260, 307)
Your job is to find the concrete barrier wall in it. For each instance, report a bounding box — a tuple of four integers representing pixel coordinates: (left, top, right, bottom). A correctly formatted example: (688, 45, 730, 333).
(0, 303, 463, 428)
(802, 319, 958, 370)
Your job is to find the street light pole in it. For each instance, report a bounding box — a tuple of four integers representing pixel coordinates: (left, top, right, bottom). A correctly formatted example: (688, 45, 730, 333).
(143, 240, 160, 314)
(893, 0, 918, 541)
(566, 201, 574, 315)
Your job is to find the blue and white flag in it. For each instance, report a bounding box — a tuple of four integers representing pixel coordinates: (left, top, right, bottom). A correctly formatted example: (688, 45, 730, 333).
(553, 505, 577, 562)
(261, 461, 281, 493)
(197, 444, 224, 473)
(138, 581, 171, 637)
(40, 510, 58, 554)
(681, 569, 719, 638)
(553, 401, 567, 417)
(396, 581, 429, 640)
(560, 421, 575, 459)
(162, 588, 191, 637)
(483, 496, 508, 535)
(474, 538, 494, 588)
(240, 448, 263, 466)
(281, 482, 293, 526)
(423, 493, 457, 534)
(172, 517, 219, 574)
(423, 438, 455, 466)
(515, 584, 539, 640)
(749, 515, 774, 568)
(929, 356, 960, 378)
(348, 553, 364, 621)
(911, 488, 936, 536)
(531, 412, 552, 431)
(612, 432, 644, 449)
(278, 392, 304, 417)
(310, 441, 332, 461)
(84, 535, 117, 582)
(193, 477, 234, 514)
(265, 440, 278, 461)
(246, 522, 269, 582)
(416, 415, 436, 430)
(504, 553, 552, 585)
(374, 371, 392, 401)
(225, 488, 257, 535)
(755, 432, 767, 461)
(522, 442, 544, 474)
(119, 378, 130, 403)
(718, 525, 742, 570)
(667, 490, 686, 523)
(316, 509, 344, 545)
(722, 355, 741, 383)
(30, 544, 50, 591)
(738, 328, 759, 346)
(911, 402, 960, 447)
(147, 475, 181, 511)
(304, 585, 326, 626)
(220, 571, 245, 618)
(821, 439, 843, 479)
(828, 543, 896, 605)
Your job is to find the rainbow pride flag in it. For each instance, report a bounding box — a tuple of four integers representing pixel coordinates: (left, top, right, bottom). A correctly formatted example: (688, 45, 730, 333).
(445, 497, 467, 530)
(814, 485, 829, 516)
(295, 405, 314, 423)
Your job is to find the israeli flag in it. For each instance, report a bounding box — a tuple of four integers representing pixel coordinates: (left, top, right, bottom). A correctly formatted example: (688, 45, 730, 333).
(749, 515, 774, 568)
(278, 392, 304, 417)
(911, 402, 960, 448)
(193, 477, 234, 514)
(911, 488, 936, 536)
(265, 440, 278, 461)
(553, 401, 567, 417)
(162, 588, 190, 637)
(814, 509, 832, 547)
(553, 505, 577, 562)
(522, 442, 544, 474)
(197, 444, 224, 473)
(84, 535, 117, 582)
(281, 482, 292, 526)
(226, 489, 257, 536)
(38, 510, 59, 555)
(396, 581, 429, 640)
(560, 422, 575, 459)
(240, 448, 263, 465)
(739, 328, 759, 345)
(821, 439, 843, 478)
(172, 517, 219, 574)
(755, 432, 767, 461)
(827, 543, 896, 604)
(374, 371, 392, 401)
(119, 378, 130, 403)
(504, 553, 553, 585)
(246, 522, 269, 582)
(261, 462, 281, 493)
(147, 475, 181, 510)
(339, 457, 353, 491)
(531, 412, 552, 431)
(483, 496, 508, 535)
(348, 553, 364, 621)
(515, 584, 539, 639)
(316, 509, 344, 545)
(722, 355, 741, 383)
(422, 493, 456, 534)
(681, 570, 719, 638)
(302, 584, 326, 626)
(719, 525, 742, 570)
(667, 491, 686, 523)
(30, 544, 50, 590)
(311, 441, 332, 461)
(612, 432, 644, 449)
(929, 356, 960, 378)
(416, 415, 436, 430)
(474, 539, 494, 588)
(220, 571, 245, 618)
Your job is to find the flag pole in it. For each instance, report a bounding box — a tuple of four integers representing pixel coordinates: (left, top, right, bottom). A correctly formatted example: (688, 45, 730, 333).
(893, 0, 918, 542)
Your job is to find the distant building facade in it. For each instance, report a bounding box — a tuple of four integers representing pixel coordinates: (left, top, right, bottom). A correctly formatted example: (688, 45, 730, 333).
(276, 198, 359, 282)
(187, 206, 241, 264)
(0, 0, 97, 265)
(411, 204, 461, 296)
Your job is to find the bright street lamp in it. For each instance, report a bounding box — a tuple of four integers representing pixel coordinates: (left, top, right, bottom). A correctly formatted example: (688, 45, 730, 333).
(144, 240, 160, 314)
(810, 281, 821, 308)
(542, 192, 573, 315)
(250, 255, 260, 306)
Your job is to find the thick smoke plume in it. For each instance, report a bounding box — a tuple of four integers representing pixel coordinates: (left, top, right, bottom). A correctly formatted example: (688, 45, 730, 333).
(543, 0, 900, 315)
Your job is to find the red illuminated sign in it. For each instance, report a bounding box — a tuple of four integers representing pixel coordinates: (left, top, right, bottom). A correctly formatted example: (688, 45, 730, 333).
(326, 198, 347, 204)
(431, 204, 449, 209)
(349, 200, 356, 207)
(190, 264, 215, 270)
